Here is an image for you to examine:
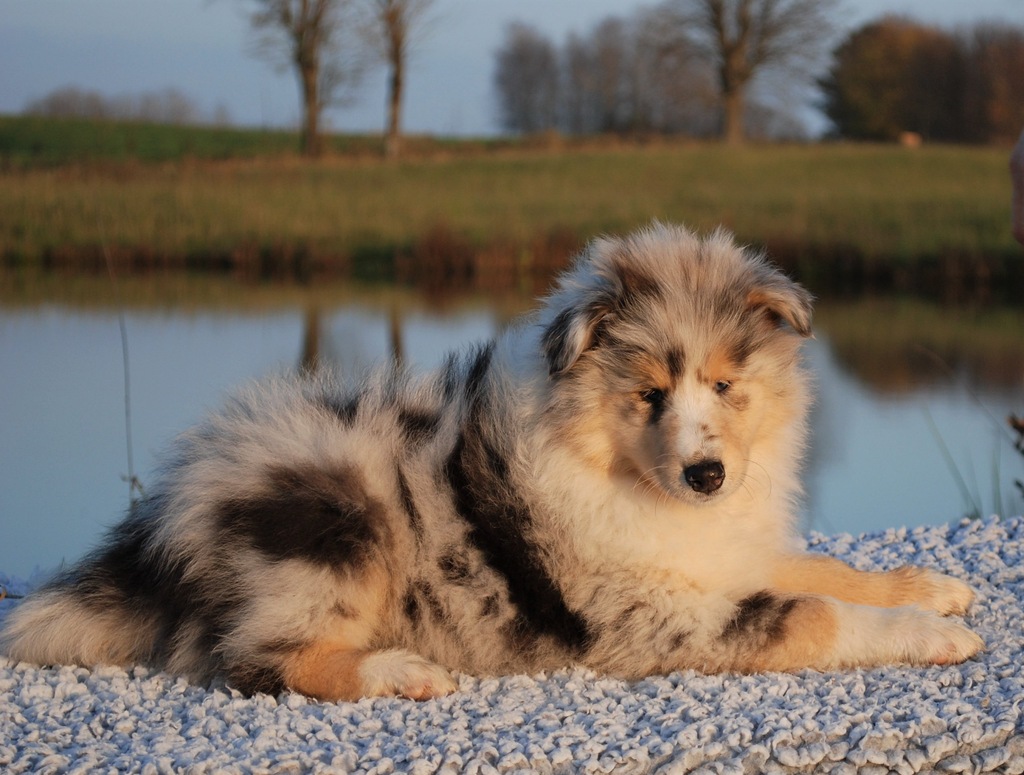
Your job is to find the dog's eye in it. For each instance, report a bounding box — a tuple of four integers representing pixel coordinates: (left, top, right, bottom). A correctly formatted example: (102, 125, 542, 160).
(714, 380, 732, 395)
(640, 388, 666, 407)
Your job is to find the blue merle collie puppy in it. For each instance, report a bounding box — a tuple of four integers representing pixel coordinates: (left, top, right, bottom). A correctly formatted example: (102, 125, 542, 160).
(2, 223, 982, 700)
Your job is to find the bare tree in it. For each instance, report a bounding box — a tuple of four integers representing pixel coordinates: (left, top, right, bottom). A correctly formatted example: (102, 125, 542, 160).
(588, 17, 633, 133)
(633, 5, 719, 136)
(245, 0, 364, 156)
(674, 0, 837, 144)
(493, 22, 560, 134)
(360, 0, 436, 158)
(561, 32, 598, 134)
(559, 10, 716, 137)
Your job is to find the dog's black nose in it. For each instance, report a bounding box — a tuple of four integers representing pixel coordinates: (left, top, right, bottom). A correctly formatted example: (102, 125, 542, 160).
(683, 461, 725, 494)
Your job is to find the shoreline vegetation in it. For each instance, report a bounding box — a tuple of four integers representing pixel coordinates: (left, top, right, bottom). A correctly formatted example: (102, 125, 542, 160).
(1, 116, 1021, 301)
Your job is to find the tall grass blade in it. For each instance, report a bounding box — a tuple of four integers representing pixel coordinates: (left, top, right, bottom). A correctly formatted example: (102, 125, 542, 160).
(991, 441, 1004, 518)
(101, 226, 145, 512)
(923, 406, 981, 520)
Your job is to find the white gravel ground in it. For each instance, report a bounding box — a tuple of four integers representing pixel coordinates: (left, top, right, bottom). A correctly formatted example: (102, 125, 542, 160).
(2, 516, 1023, 774)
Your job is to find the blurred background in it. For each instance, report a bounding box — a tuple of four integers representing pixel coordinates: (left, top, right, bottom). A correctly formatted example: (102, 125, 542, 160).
(1, 0, 1022, 578)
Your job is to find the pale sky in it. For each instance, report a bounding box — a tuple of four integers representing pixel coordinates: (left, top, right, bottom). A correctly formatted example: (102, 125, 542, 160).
(2, 0, 1021, 136)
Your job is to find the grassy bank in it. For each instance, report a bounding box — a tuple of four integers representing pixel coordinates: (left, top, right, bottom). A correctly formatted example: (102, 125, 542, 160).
(0, 115, 521, 167)
(1, 130, 1018, 294)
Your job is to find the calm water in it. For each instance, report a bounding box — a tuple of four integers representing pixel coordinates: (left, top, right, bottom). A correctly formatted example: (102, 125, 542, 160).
(1, 290, 1022, 578)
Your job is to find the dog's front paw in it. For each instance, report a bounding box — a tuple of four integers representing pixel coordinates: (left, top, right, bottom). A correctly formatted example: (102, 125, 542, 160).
(903, 609, 984, 665)
(834, 603, 983, 668)
(875, 606, 983, 666)
(893, 567, 976, 616)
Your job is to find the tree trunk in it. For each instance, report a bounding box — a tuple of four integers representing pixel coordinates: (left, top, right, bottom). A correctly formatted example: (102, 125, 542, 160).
(722, 86, 745, 146)
(385, 57, 403, 159)
(709, 0, 750, 145)
(299, 58, 322, 157)
(383, 2, 407, 161)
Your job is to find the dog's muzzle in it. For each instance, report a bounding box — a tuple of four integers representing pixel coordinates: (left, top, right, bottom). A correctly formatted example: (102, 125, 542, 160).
(683, 460, 725, 494)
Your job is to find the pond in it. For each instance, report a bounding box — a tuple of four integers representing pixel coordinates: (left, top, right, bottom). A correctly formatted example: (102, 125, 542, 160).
(1, 278, 1022, 579)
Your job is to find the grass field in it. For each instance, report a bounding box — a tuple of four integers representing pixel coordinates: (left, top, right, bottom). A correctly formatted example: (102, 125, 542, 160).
(0, 115, 510, 166)
(1, 116, 1019, 292)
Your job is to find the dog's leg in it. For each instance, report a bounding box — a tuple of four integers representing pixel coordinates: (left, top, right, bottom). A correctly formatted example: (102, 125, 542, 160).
(280, 642, 457, 701)
(217, 554, 458, 701)
(770, 554, 975, 615)
(705, 591, 983, 673)
(583, 577, 981, 676)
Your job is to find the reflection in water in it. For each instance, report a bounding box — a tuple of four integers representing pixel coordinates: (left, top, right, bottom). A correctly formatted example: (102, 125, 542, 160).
(301, 302, 408, 376)
(0, 287, 1021, 578)
(815, 299, 1024, 394)
(389, 304, 405, 368)
(299, 306, 321, 375)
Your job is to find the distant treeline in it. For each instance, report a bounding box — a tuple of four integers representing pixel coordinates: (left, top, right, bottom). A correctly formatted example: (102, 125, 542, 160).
(18, 9, 1024, 148)
(493, 10, 1024, 144)
(821, 17, 1024, 144)
(23, 86, 232, 128)
(492, 4, 817, 141)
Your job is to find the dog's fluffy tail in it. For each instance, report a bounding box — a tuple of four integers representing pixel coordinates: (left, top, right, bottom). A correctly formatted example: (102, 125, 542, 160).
(1, 524, 166, 670)
(1, 585, 156, 670)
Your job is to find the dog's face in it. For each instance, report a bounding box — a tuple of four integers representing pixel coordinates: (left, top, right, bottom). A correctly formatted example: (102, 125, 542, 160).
(541, 224, 812, 506)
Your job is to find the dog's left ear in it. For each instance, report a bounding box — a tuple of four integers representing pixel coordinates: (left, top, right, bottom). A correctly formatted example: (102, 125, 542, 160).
(746, 271, 814, 337)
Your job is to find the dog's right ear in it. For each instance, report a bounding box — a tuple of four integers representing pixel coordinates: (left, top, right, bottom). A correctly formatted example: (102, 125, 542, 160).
(541, 239, 622, 377)
(541, 296, 613, 377)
